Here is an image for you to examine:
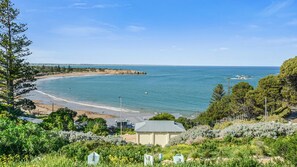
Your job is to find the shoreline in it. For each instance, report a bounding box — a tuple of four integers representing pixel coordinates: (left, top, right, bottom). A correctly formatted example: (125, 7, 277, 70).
(32, 100, 116, 119)
(34, 90, 140, 113)
(26, 71, 155, 126)
(25, 90, 154, 126)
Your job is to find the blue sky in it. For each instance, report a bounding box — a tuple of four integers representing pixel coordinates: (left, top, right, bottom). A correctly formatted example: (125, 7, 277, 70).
(14, 0, 297, 66)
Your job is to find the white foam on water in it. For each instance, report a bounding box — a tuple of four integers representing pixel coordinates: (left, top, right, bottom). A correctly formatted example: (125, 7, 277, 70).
(34, 90, 140, 113)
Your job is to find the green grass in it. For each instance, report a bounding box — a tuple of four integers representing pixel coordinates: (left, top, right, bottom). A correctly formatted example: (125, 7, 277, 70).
(3, 154, 292, 167)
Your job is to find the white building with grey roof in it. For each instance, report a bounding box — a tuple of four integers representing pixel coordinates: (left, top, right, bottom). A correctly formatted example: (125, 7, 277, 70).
(135, 120, 185, 147)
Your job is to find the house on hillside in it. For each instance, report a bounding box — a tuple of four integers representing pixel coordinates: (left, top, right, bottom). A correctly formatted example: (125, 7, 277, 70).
(135, 120, 185, 147)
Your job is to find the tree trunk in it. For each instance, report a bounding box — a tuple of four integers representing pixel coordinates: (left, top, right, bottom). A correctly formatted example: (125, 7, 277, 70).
(6, 4, 14, 112)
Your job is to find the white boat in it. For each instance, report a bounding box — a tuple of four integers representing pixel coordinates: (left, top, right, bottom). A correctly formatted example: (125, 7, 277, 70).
(231, 75, 250, 80)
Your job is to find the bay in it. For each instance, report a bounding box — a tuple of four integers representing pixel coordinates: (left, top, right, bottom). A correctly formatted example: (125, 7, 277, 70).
(37, 65, 279, 116)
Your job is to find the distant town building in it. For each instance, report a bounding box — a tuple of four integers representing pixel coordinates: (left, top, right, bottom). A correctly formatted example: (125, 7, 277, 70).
(135, 120, 185, 147)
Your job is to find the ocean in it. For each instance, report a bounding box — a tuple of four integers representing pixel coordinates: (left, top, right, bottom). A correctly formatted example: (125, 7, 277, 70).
(36, 65, 279, 116)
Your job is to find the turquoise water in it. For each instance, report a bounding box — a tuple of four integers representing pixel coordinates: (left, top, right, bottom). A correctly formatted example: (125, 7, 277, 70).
(37, 66, 279, 116)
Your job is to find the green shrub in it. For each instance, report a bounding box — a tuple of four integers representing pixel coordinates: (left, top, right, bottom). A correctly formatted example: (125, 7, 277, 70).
(175, 117, 196, 130)
(0, 110, 16, 120)
(5, 154, 88, 167)
(273, 106, 288, 115)
(265, 133, 297, 166)
(162, 144, 194, 160)
(41, 108, 77, 131)
(0, 118, 67, 160)
(77, 114, 88, 122)
(197, 140, 219, 158)
(150, 113, 175, 120)
(222, 157, 262, 167)
(84, 118, 109, 136)
(60, 140, 161, 164)
(279, 108, 291, 118)
(76, 114, 109, 136)
(213, 122, 233, 130)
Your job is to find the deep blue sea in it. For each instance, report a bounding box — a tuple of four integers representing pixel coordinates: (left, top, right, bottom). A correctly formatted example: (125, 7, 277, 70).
(37, 66, 279, 116)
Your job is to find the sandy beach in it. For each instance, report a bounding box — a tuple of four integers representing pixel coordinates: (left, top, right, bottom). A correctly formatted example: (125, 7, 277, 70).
(31, 100, 115, 119)
(25, 71, 154, 126)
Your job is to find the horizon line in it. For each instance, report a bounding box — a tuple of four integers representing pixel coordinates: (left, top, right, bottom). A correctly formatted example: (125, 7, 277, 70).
(30, 63, 281, 68)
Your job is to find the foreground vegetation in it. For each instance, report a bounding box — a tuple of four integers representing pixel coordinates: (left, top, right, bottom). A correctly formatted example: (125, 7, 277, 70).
(1, 129, 297, 166)
(1, 111, 297, 166)
(2, 155, 293, 167)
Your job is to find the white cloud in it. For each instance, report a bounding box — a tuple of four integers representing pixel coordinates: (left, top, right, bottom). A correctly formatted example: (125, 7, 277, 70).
(261, 0, 294, 16)
(52, 26, 112, 37)
(214, 47, 229, 51)
(126, 25, 146, 32)
(70, 3, 119, 9)
(245, 24, 262, 32)
(248, 24, 260, 29)
(92, 4, 106, 8)
(72, 3, 87, 7)
(92, 4, 120, 8)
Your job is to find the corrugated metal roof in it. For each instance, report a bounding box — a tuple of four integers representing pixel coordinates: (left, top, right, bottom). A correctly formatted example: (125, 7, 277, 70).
(135, 120, 185, 132)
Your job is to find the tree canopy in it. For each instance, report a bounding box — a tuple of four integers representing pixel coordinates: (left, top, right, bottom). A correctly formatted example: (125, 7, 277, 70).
(280, 56, 297, 91)
(84, 118, 109, 136)
(149, 113, 175, 120)
(149, 113, 195, 130)
(0, 0, 36, 113)
(41, 108, 77, 131)
(230, 82, 254, 115)
(210, 84, 225, 103)
(195, 96, 231, 125)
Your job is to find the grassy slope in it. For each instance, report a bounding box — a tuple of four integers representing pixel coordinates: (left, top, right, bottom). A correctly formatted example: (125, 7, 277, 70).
(3, 154, 290, 167)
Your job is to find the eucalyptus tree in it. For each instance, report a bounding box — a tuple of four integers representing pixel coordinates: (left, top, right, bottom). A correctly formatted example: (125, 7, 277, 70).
(0, 0, 36, 113)
(280, 56, 297, 106)
(280, 56, 297, 90)
(230, 82, 253, 115)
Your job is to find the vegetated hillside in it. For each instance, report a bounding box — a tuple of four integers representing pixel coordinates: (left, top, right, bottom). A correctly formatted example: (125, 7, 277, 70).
(32, 65, 147, 77)
(195, 56, 297, 126)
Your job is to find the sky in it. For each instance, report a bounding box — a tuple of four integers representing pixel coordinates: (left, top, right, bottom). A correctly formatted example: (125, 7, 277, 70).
(13, 0, 297, 66)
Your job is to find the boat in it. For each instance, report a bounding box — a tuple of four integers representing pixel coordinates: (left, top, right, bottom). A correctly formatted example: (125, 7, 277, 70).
(231, 75, 251, 80)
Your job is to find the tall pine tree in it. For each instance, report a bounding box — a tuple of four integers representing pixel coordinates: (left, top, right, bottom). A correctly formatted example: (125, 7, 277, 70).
(0, 0, 36, 113)
(210, 84, 225, 103)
